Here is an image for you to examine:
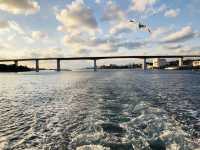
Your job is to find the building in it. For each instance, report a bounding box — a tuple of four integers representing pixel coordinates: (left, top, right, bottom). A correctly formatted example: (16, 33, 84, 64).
(153, 58, 168, 68)
(193, 60, 200, 67)
(147, 64, 153, 69)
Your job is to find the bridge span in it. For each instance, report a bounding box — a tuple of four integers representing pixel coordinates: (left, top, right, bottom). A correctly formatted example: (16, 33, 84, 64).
(0, 55, 199, 72)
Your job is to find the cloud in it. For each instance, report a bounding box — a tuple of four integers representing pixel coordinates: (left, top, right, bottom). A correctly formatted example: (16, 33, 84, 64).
(161, 26, 195, 43)
(56, 0, 104, 54)
(23, 36, 34, 43)
(130, 0, 158, 12)
(56, 0, 98, 35)
(129, 0, 167, 19)
(56, 0, 150, 55)
(0, 20, 24, 34)
(0, 43, 12, 50)
(9, 21, 25, 34)
(141, 4, 167, 19)
(62, 32, 115, 53)
(102, 1, 125, 22)
(109, 21, 137, 35)
(95, 0, 101, 4)
(174, 45, 200, 55)
(62, 30, 146, 54)
(116, 41, 146, 49)
(31, 31, 48, 40)
(0, 0, 40, 15)
(164, 44, 183, 50)
(164, 9, 180, 18)
(0, 20, 9, 29)
(150, 27, 171, 39)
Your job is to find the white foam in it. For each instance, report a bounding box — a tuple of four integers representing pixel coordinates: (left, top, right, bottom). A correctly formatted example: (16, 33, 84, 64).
(0, 136, 8, 150)
(76, 145, 110, 150)
(121, 101, 200, 149)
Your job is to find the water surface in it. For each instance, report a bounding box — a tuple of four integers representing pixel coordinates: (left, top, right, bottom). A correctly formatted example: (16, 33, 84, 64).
(0, 70, 199, 150)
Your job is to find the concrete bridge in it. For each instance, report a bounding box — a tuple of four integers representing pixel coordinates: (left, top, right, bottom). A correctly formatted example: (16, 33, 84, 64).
(0, 55, 199, 72)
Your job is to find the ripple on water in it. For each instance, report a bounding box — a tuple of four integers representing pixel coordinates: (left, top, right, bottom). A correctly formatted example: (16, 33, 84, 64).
(77, 145, 110, 150)
(120, 101, 200, 150)
(0, 71, 199, 149)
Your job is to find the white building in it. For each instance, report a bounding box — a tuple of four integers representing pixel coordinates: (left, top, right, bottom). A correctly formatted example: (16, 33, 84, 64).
(193, 60, 200, 67)
(153, 58, 168, 68)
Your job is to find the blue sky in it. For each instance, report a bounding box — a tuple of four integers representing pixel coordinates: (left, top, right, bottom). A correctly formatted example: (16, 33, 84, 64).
(0, 0, 200, 67)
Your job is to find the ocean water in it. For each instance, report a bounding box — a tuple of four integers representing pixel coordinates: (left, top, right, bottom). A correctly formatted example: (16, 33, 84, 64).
(0, 70, 199, 150)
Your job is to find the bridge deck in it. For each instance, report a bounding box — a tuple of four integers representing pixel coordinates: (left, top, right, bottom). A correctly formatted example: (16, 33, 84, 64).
(0, 55, 199, 62)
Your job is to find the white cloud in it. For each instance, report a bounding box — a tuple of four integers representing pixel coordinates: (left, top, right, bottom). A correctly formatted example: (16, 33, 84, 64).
(95, 0, 101, 4)
(9, 21, 25, 34)
(0, 0, 40, 15)
(141, 4, 167, 19)
(161, 26, 195, 43)
(23, 36, 34, 43)
(62, 33, 114, 53)
(56, 0, 102, 54)
(102, 1, 125, 22)
(0, 20, 9, 29)
(130, 0, 158, 12)
(164, 9, 180, 18)
(164, 44, 183, 50)
(56, 0, 98, 35)
(56, 0, 147, 55)
(150, 27, 171, 39)
(109, 21, 137, 35)
(31, 31, 48, 40)
(116, 41, 147, 49)
(0, 20, 24, 34)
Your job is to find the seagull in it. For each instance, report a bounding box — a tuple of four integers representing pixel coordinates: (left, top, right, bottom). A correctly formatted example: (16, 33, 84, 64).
(129, 19, 136, 23)
(129, 20, 151, 33)
(138, 22, 151, 33)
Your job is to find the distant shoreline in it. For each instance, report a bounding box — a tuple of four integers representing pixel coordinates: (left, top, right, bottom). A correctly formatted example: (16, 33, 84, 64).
(0, 64, 199, 72)
(0, 64, 33, 72)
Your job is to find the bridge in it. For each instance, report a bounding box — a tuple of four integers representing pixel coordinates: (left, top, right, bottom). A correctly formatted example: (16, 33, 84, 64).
(0, 55, 199, 72)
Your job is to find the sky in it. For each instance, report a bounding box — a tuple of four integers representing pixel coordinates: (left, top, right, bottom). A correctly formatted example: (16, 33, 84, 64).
(0, 0, 200, 68)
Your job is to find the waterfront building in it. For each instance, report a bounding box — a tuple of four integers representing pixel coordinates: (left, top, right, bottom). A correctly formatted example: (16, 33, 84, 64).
(193, 60, 200, 67)
(147, 64, 153, 69)
(153, 58, 168, 68)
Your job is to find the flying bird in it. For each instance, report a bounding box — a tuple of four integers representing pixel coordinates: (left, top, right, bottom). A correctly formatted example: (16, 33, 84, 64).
(138, 22, 151, 33)
(129, 19, 151, 33)
(129, 19, 136, 23)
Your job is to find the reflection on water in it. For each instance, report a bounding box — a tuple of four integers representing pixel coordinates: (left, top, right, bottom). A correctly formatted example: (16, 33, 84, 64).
(0, 70, 199, 150)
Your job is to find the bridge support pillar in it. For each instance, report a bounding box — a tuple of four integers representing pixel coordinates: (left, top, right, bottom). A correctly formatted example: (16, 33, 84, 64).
(179, 57, 183, 67)
(57, 59, 61, 72)
(35, 59, 39, 72)
(94, 59, 97, 72)
(14, 60, 18, 66)
(142, 58, 147, 70)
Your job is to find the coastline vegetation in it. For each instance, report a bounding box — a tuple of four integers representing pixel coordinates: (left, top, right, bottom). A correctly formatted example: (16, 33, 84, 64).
(0, 64, 32, 72)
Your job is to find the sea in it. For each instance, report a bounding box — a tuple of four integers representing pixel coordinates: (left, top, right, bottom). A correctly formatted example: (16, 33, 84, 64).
(0, 70, 199, 150)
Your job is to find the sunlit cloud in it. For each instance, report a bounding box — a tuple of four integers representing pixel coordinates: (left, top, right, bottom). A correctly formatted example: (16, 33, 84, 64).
(130, 0, 158, 12)
(0, 20, 24, 34)
(109, 21, 137, 35)
(31, 31, 48, 41)
(163, 44, 183, 50)
(0, 0, 40, 15)
(0, 20, 9, 29)
(161, 26, 195, 43)
(56, 0, 98, 35)
(102, 1, 126, 22)
(164, 9, 180, 18)
(150, 27, 171, 39)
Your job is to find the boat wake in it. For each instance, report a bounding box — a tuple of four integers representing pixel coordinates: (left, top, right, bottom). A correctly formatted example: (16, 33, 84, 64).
(69, 101, 200, 150)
